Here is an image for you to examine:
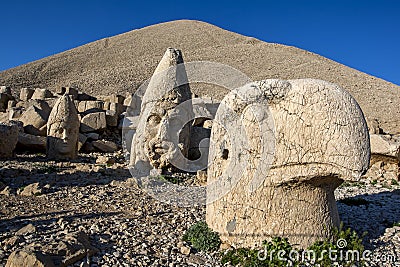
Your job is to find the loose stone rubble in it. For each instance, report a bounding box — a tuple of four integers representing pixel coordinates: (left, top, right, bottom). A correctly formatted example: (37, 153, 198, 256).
(129, 48, 192, 177)
(0, 121, 19, 158)
(47, 95, 80, 160)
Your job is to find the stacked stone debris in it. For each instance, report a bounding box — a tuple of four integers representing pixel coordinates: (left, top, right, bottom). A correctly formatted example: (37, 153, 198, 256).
(0, 86, 127, 157)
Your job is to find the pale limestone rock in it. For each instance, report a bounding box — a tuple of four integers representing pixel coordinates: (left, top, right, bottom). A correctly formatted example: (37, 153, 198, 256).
(5, 250, 55, 267)
(8, 107, 23, 120)
(80, 112, 106, 132)
(0, 93, 13, 112)
(0, 186, 13, 196)
(105, 110, 118, 127)
(18, 182, 42, 196)
(57, 87, 78, 99)
(92, 140, 118, 152)
(188, 126, 210, 161)
(18, 106, 49, 136)
(0, 112, 9, 123)
(0, 122, 19, 158)
(16, 99, 52, 114)
(129, 48, 192, 177)
(101, 94, 125, 104)
(369, 134, 400, 159)
(7, 100, 16, 109)
(47, 95, 80, 160)
(20, 88, 35, 101)
(77, 100, 104, 113)
(31, 88, 53, 100)
(206, 79, 370, 248)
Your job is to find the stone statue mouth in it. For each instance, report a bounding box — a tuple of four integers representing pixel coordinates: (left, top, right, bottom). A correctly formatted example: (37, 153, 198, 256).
(149, 141, 174, 156)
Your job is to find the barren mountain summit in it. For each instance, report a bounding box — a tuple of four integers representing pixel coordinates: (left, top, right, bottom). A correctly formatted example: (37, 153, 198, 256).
(0, 19, 399, 133)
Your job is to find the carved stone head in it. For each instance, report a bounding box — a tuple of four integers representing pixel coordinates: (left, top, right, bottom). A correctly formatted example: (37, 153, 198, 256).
(207, 79, 370, 248)
(47, 95, 80, 160)
(130, 48, 192, 176)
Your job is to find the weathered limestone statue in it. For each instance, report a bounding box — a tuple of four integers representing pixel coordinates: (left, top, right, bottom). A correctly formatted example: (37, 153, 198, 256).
(47, 95, 80, 160)
(129, 48, 192, 177)
(206, 79, 370, 248)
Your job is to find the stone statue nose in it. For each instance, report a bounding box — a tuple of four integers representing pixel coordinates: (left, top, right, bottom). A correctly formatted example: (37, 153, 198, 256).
(156, 117, 169, 142)
(62, 129, 68, 140)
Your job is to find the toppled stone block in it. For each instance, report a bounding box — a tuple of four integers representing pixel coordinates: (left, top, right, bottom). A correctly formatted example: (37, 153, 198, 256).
(18, 132, 47, 151)
(16, 99, 52, 114)
(5, 250, 55, 267)
(101, 94, 125, 104)
(80, 112, 106, 132)
(64, 87, 78, 99)
(109, 102, 125, 116)
(18, 106, 49, 136)
(77, 100, 104, 113)
(7, 100, 16, 109)
(8, 107, 23, 120)
(0, 86, 11, 94)
(0, 122, 19, 158)
(20, 88, 35, 101)
(92, 140, 118, 152)
(31, 88, 54, 100)
(191, 97, 218, 126)
(0, 112, 9, 123)
(105, 110, 118, 127)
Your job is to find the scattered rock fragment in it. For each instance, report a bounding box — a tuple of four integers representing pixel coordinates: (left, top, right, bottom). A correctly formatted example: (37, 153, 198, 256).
(207, 79, 370, 248)
(5, 250, 55, 267)
(77, 100, 104, 113)
(80, 112, 106, 133)
(16, 224, 36, 235)
(17, 132, 46, 151)
(31, 88, 54, 100)
(0, 122, 19, 158)
(20, 88, 35, 101)
(92, 140, 118, 152)
(18, 183, 42, 196)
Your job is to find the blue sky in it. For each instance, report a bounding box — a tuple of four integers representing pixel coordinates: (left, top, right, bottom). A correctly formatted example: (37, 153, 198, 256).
(1, 0, 399, 85)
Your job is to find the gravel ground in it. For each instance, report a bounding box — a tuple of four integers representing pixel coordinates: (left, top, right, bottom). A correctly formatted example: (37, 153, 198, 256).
(0, 152, 399, 266)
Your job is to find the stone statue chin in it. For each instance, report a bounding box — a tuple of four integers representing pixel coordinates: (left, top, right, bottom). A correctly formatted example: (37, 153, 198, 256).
(47, 95, 80, 160)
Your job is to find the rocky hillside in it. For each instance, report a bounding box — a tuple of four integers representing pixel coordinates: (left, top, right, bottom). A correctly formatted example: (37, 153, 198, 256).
(0, 20, 399, 134)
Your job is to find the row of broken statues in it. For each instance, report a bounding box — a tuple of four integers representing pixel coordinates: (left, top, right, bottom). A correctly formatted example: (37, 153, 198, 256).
(126, 48, 371, 248)
(0, 47, 372, 249)
(0, 94, 84, 160)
